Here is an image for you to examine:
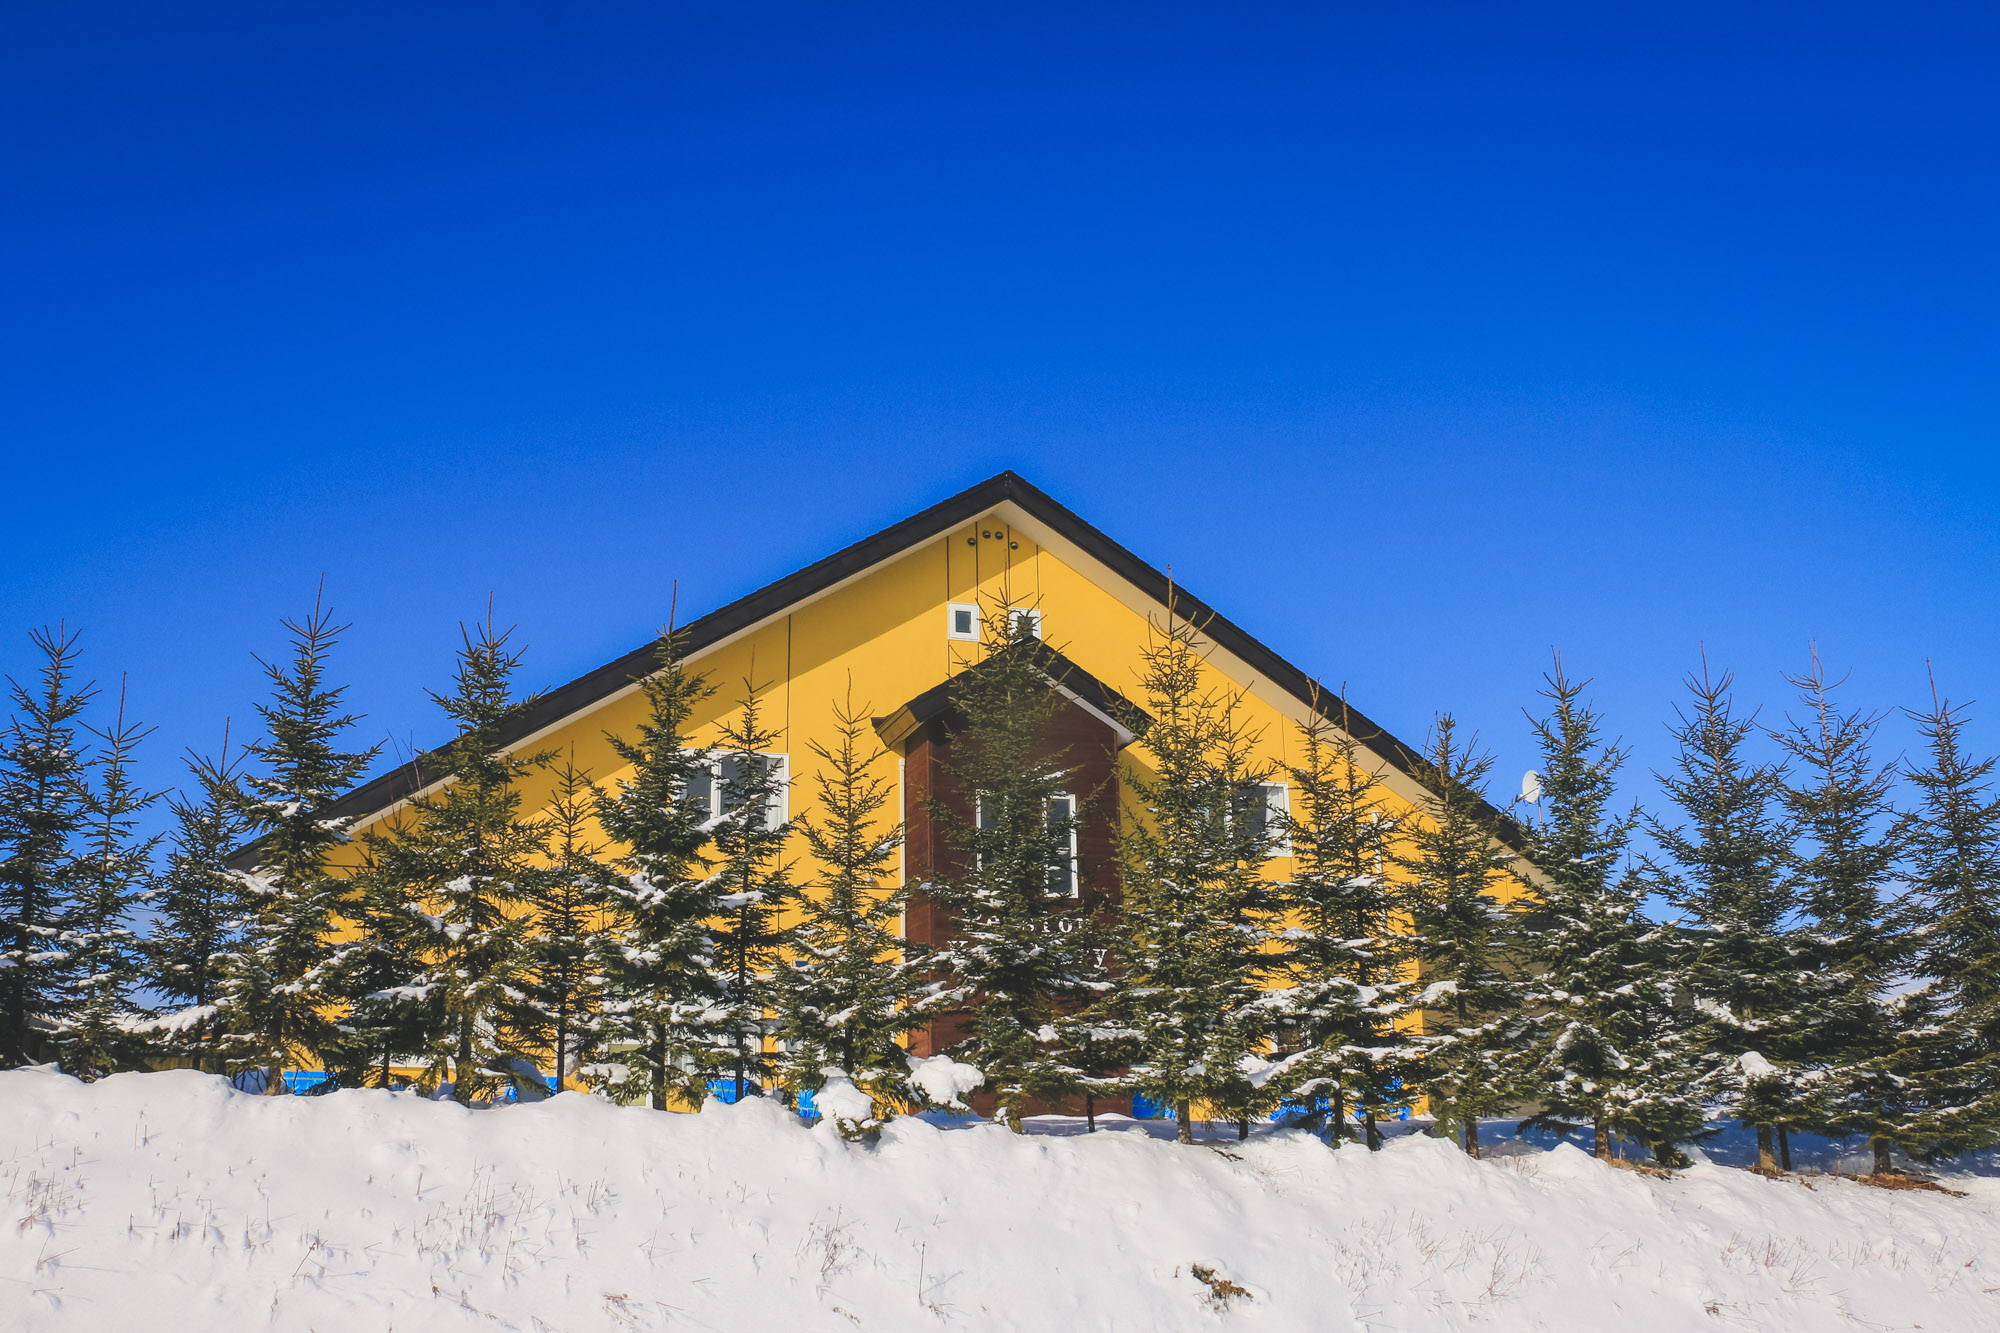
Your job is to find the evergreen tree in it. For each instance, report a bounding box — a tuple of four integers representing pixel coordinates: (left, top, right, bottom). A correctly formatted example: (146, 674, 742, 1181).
(1051, 995, 1137, 1133)
(1269, 689, 1414, 1150)
(1647, 656, 1809, 1172)
(1116, 603, 1281, 1145)
(145, 735, 253, 1071)
(1208, 704, 1287, 1138)
(1516, 657, 1703, 1161)
(924, 606, 1098, 1133)
(0, 626, 93, 1067)
(521, 754, 615, 1091)
(777, 685, 931, 1135)
(364, 616, 549, 1104)
(1402, 714, 1529, 1159)
(1898, 678, 2000, 1153)
(704, 681, 795, 1102)
(595, 629, 724, 1109)
(1771, 650, 1909, 1173)
(55, 682, 161, 1079)
(328, 845, 441, 1091)
(217, 597, 379, 1086)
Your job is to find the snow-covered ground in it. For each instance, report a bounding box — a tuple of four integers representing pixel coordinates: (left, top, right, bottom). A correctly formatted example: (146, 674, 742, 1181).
(5, 1068, 1999, 1331)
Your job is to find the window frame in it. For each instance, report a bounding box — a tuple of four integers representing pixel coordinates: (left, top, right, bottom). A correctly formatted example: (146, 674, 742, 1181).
(1232, 780, 1292, 858)
(1046, 790, 1079, 897)
(683, 749, 790, 831)
(972, 789, 1081, 898)
(946, 602, 981, 642)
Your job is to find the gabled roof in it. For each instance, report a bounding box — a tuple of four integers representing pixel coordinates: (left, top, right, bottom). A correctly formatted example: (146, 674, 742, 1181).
(301, 470, 1528, 852)
(872, 640, 1154, 752)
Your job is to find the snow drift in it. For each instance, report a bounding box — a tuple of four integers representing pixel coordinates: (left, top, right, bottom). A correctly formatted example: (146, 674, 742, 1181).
(5, 1067, 1999, 1331)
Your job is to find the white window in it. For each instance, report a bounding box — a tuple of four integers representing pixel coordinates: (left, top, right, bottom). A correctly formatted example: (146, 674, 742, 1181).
(1008, 607, 1043, 640)
(684, 752, 789, 831)
(947, 602, 980, 641)
(1045, 792, 1078, 897)
(1231, 781, 1291, 857)
(973, 790, 1080, 897)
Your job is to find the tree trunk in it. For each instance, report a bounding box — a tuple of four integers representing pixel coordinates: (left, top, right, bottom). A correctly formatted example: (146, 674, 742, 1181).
(454, 1019, 475, 1106)
(1594, 1119, 1610, 1161)
(1176, 1099, 1193, 1145)
(1237, 1116, 1249, 1141)
(1085, 1094, 1096, 1133)
(1365, 1110, 1381, 1152)
(649, 1031, 667, 1111)
(379, 1042, 391, 1090)
(1331, 1086, 1347, 1146)
(555, 997, 568, 1095)
(1778, 1125, 1792, 1172)
(1756, 1123, 1776, 1172)
(1873, 1137, 1894, 1176)
(1465, 1117, 1482, 1159)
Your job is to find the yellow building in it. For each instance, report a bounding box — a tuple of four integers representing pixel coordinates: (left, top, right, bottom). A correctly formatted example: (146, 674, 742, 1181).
(320, 471, 1531, 1100)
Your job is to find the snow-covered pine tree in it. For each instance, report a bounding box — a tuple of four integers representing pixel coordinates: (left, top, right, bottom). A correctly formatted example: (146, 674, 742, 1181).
(1401, 714, 1530, 1159)
(1515, 656, 1703, 1162)
(1647, 656, 1810, 1173)
(1051, 993, 1136, 1134)
(363, 615, 549, 1104)
(1898, 677, 2000, 1153)
(777, 685, 931, 1136)
(1770, 649, 1910, 1174)
(144, 736, 253, 1071)
(1117, 601, 1281, 1145)
(1269, 688, 1413, 1150)
(521, 753, 614, 1091)
(595, 629, 724, 1110)
(55, 681, 161, 1079)
(217, 598, 379, 1087)
(1209, 702, 1286, 1138)
(924, 605, 1097, 1133)
(0, 625, 94, 1067)
(703, 680, 794, 1103)
(327, 843, 440, 1091)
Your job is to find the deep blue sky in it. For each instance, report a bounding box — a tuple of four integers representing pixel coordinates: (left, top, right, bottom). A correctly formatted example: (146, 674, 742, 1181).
(3, 4, 1996, 829)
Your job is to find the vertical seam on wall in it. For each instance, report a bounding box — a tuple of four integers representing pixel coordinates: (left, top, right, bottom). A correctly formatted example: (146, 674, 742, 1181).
(785, 614, 793, 751)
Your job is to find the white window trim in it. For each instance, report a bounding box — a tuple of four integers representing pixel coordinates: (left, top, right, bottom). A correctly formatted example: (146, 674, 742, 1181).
(1229, 780, 1291, 858)
(1048, 790, 1079, 897)
(946, 602, 981, 641)
(684, 749, 790, 831)
(972, 790, 1080, 897)
(1008, 607, 1044, 640)
(1260, 781, 1291, 857)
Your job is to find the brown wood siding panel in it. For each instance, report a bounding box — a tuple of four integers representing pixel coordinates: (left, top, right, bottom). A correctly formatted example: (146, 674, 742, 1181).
(898, 694, 1124, 1070)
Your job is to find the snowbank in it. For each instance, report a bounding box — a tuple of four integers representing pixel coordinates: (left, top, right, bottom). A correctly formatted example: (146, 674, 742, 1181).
(5, 1067, 1999, 1331)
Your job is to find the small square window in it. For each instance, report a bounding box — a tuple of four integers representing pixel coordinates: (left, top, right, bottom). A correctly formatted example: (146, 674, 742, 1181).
(947, 602, 980, 641)
(1008, 607, 1043, 640)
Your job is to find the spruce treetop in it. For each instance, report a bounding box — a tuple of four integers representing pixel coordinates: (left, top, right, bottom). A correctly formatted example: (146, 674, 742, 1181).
(0, 624, 96, 1067)
(240, 593, 380, 886)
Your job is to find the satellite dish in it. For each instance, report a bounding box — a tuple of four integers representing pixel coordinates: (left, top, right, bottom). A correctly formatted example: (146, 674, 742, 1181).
(1519, 770, 1543, 805)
